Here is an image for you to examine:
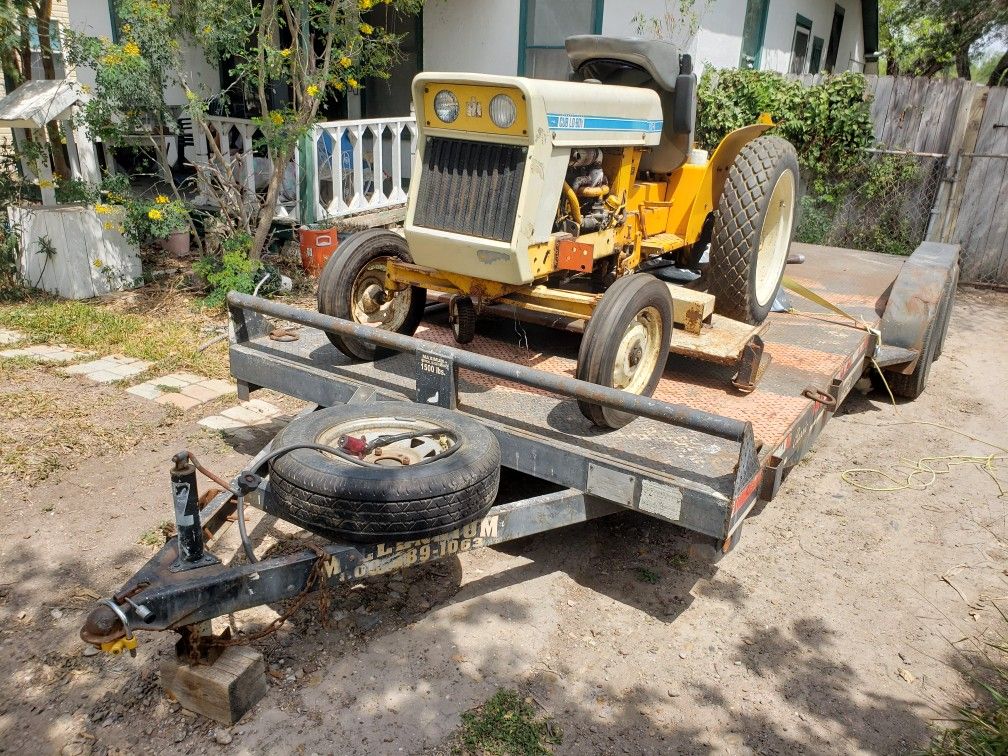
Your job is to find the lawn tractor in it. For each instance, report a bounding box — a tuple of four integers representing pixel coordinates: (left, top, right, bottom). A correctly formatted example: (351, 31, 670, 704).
(318, 36, 799, 428)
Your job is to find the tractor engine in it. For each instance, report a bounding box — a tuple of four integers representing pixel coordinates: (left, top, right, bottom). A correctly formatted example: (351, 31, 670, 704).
(404, 72, 663, 286)
(556, 147, 615, 236)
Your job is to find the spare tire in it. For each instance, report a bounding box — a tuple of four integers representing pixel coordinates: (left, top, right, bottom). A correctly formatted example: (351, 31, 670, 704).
(266, 404, 500, 543)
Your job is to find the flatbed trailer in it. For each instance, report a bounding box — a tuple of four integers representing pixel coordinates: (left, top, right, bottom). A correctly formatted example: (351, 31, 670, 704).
(80, 242, 958, 671)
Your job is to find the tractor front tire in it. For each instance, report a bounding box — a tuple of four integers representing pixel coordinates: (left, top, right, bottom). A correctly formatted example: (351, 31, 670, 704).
(576, 273, 673, 429)
(317, 229, 426, 361)
(708, 135, 799, 324)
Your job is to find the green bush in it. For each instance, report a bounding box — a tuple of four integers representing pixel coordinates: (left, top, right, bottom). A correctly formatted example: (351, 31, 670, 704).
(192, 233, 282, 308)
(697, 69, 930, 255)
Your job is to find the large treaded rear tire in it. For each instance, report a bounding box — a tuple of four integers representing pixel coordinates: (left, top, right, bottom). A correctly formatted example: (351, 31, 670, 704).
(708, 135, 799, 324)
(267, 404, 500, 543)
(317, 229, 426, 361)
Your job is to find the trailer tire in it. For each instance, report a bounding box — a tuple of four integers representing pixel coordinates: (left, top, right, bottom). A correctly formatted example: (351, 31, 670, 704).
(317, 229, 426, 361)
(708, 135, 798, 324)
(882, 302, 942, 401)
(576, 273, 673, 429)
(266, 404, 500, 543)
(933, 264, 958, 361)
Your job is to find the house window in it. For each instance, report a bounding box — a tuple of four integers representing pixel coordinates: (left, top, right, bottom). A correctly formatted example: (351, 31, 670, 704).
(789, 15, 813, 75)
(810, 36, 825, 73)
(519, 0, 603, 80)
(824, 4, 845, 72)
(26, 20, 66, 80)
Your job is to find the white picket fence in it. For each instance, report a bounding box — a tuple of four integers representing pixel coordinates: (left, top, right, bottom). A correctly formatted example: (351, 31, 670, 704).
(186, 114, 416, 225)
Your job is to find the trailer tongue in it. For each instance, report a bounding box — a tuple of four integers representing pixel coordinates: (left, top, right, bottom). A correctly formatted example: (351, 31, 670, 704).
(80, 242, 958, 675)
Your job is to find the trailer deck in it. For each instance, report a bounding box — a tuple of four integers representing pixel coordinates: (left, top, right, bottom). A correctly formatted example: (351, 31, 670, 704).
(228, 243, 901, 547)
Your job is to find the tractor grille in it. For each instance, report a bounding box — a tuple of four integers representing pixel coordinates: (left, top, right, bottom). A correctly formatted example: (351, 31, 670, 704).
(413, 137, 526, 242)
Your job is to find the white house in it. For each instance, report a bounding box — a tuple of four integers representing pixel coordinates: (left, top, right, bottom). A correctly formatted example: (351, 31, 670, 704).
(53, 0, 878, 123)
(421, 0, 878, 83)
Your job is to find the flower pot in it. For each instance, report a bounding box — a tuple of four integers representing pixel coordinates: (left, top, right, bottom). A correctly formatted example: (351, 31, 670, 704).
(161, 230, 191, 257)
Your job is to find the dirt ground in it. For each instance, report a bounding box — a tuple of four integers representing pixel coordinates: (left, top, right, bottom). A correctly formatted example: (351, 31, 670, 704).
(0, 287, 1006, 755)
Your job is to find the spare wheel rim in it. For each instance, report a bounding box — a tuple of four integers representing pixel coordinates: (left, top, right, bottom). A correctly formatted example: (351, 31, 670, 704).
(611, 306, 663, 393)
(754, 169, 796, 307)
(350, 257, 412, 330)
(317, 416, 457, 467)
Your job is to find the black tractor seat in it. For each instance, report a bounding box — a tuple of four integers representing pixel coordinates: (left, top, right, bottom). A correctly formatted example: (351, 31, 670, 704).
(565, 35, 682, 92)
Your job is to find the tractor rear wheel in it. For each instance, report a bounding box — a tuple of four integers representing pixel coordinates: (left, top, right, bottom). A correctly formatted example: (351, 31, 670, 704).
(708, 135, 799, 324)
(576, 273, 673, 429)
(317, 229, 426, 361)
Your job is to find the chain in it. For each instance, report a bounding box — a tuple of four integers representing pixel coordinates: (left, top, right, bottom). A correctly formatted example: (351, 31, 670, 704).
(183, 545, 333, 658)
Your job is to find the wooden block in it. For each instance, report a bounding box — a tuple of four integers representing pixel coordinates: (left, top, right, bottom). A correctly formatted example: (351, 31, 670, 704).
(160, 645, 267, 725)
(665, 284, 715, 327)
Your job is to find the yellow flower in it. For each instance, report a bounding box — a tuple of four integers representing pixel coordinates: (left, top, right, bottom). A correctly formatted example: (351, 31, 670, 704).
(359, 23, 373, 35)
(92, 259, 103, 268)
(155, 194, 169, 204)
(121, 23, 131, 33)
(203, 25, 212, 35)
(270, 111, 284, 126)
(280, 48, 291, 58)
(306, 84, 320, 97)
(123, 41, 140, 56)
(148, 208, 163, 221)
(100, 52, 121, 66)
(95, 203, 110, 214)
(339, 56, 352, 68)
(358, 0, 374, 9)
(38, 178, 54, 189)
(332, 80, 345, 91)
(347, 77, 359, 89)
(103, 221, 114, 230)
(80, 83, 91, 94)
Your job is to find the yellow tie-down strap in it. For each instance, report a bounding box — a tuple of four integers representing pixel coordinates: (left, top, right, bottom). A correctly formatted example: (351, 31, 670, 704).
(782, 276, 881, 353)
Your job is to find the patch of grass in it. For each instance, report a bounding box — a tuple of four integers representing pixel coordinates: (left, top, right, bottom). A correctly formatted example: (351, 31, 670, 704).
(155, 383, 182, 393)
(0, 288, 229, 378)
(925, 636, 1008, 755)
(455, 689, 561, 756)
(139, 520, 175, 548)
(635, 566, 661, 584)
(0, 369, 178, 486)
(668, 552, 689, 570)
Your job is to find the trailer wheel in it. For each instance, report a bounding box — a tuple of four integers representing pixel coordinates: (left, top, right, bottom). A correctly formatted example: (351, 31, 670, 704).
(882, 302, 943, 401)
(708, 136, 798, 324)
(576, 273, 673, 429)
(317, 229, 426, 361)
(266, 404, 500, 543)
(933, 264, 958, 361)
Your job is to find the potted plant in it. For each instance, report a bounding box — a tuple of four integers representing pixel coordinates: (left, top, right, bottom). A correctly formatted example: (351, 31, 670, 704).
(144, 195, 191, 256)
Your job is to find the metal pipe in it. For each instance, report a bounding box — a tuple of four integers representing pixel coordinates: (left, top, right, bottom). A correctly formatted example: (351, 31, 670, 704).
(227, 292, 750, 442)
(170, 453, 205, 565)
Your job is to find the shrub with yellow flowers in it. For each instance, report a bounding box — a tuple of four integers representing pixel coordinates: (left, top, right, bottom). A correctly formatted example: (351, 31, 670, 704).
(66, 0, 422, 262)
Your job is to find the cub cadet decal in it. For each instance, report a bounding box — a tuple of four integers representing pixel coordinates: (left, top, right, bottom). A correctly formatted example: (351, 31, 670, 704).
(321, 514, 500, 581)
(546, 114, 663, 132)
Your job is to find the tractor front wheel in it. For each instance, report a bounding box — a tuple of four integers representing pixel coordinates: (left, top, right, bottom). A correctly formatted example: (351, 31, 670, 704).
(576, 274, 673, 429)
(317, 229, 426, 361)
(708, 135, 799, 324)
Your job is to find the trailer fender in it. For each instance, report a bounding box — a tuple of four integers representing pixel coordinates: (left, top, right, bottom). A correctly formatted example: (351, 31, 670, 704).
(879, 242, 959, 375)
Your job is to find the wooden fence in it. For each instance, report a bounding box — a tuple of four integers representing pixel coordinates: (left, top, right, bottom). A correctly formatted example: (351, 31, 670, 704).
(795, 74, 1008, 286)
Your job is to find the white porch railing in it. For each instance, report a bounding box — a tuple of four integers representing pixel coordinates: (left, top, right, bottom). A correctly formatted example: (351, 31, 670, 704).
(309, 116, 417, 221)
(187, 115, 299, 223)
(184, 114, 417, 225)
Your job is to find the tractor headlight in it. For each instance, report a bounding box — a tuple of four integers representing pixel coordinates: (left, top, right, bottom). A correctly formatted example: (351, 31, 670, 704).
(489, 94, 517, 129)
(433, 90, 459, 123)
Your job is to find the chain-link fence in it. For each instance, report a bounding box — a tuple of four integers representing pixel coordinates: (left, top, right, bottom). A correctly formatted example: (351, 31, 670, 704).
(796, 149, 946, 258)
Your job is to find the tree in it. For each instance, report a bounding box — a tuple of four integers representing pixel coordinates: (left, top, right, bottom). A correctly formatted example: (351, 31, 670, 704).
(66, 0, 422, 261)
(882, 0, 1008, 82)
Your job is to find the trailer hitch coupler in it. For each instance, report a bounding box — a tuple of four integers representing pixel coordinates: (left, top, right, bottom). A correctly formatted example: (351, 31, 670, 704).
(170, 451, 219, 572)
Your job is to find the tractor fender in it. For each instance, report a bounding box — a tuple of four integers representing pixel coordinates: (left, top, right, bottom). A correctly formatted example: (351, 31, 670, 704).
(879, 241, 960, 374)
(685, 121, 774, 241)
